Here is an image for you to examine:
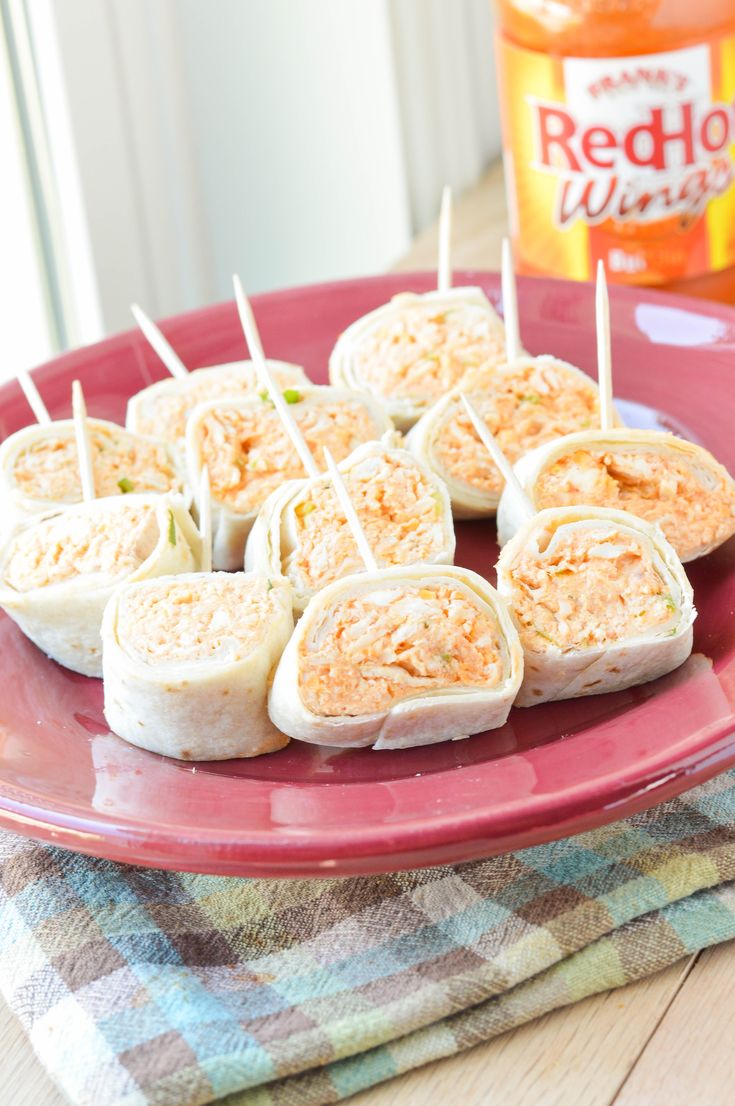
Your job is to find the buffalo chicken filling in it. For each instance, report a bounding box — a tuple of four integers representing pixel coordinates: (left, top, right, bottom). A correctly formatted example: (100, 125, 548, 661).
(507, 524, 678, 653)
(434, 362, 599, 497)
(351, 303, 505, 406)
(535, 448, 735, 561)
(132, 364, 307, 443)
(298, 582, 504, 716)
(3, 504, 160, 592)
(285, 450, 446, 591)
(116, 575, 279, 664)
(199, 397, 382, 515)
(12, 425, 180, 503)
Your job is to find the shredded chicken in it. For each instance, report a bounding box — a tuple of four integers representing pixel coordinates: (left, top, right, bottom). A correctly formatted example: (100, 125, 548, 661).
(132, 364, 307, 443)
(117, 574, 279, 663)
(12, 424, 180, 503)
(199, 396, 383, 514)
(535, 448, 735, 561)
(299, 582, 503, 716)
(433, 362, 598, 496)
(507, 524, 677, 653)
(285, 450, 446, 590)
(3, 503, 159, 591)
(351, 303, 505, 404)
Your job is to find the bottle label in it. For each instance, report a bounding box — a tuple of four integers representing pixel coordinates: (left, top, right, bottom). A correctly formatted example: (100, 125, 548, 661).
(496, 34, 735, 283)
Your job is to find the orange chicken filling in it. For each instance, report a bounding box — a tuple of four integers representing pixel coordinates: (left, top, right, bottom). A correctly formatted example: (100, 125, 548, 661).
(508, 525, 677, 653)
(12, 426, 179, 503)
(117, 575, 277, 664)
(352, 303, 505, 404)
(133, 365, 306, 443)
(535, 449, 735, 561)
(3, 505, 159, 591)
(286, 452, 445, 591)
(298, 582, 504, 716)
(199, 398, 382, 514)
(434, 363, 598, 497)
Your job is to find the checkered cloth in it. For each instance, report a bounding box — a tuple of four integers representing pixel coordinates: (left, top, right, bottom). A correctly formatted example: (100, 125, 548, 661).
(2, 772, 735, 1106)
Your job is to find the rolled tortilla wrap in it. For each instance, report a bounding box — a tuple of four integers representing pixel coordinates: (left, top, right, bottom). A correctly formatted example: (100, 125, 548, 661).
(0, 493, 200, 677)
(126, 359, 310, 446)
(245, 436, 455, 614)
(329, 287, 510, 431)
(268, 564, 523, 750)
(102, 572, 293, 760)
(496, 428, 735, 561)
(0, 417, 187, 527)
(495, 505, 696, 707)
(186, 386, 393, 571)
(406, 356, 609, 518)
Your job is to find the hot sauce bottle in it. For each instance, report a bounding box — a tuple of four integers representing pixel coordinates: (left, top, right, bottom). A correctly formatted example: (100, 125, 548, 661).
(495, 0, 735, 301)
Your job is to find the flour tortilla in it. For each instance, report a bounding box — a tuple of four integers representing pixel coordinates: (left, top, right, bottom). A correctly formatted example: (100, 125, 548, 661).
(406, 356, 608, 518)
(268, 564, 523, 750)
(102, 572, 293, 760)
(329, 287, 509, 431)
(126, 359, 310, 445)
(0, 417, 188, 527)
(186, 387, 393, 571)
(496, 428, 735, 561)
(245, 436, 455, 614)
(0, 493, 200, 677)
(495, 505, 696, 707)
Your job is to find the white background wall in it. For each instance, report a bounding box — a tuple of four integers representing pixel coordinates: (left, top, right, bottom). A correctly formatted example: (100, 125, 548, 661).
(175, 0, 412, 301)
(0, 16, 55, 368)
(4, 0, 500, 365)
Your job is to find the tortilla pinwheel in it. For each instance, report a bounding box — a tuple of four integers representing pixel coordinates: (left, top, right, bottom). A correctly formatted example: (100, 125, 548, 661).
(245, 435, 455, 614)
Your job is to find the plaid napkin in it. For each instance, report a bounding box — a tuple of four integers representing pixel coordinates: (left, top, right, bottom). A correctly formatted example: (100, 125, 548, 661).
(2, 772, 735, 1106)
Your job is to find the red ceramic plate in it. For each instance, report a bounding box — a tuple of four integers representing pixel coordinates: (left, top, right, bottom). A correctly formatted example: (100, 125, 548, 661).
(1, 272, 734, 877)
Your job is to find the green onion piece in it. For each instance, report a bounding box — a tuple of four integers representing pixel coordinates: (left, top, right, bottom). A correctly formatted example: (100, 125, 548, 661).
(283, 389, 302, 404)
(167, 509, 177, 546)
(117, 477, 135, 494)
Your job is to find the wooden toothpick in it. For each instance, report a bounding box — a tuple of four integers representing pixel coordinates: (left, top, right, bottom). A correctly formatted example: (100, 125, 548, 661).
(595, 261, 614, 432)
(71, 380, 96, 502)
(131, 303, 189, 381)
(16, 367, 51, 424)
(232, 274, 320, 479)
(501, 237, 522, 363)
(322, 446, 379, 573)
(459, 392, 535, 521)
(437, 185, 452, 294)
(198, 464, 213, 574)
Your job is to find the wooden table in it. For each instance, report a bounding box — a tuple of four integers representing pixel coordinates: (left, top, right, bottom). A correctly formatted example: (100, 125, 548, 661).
(3, 162, 733, 1106)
